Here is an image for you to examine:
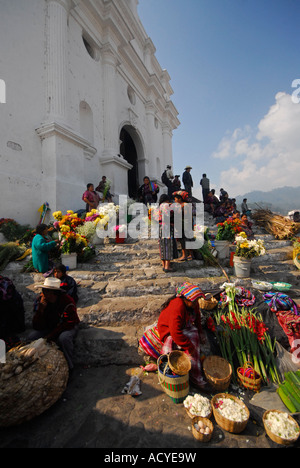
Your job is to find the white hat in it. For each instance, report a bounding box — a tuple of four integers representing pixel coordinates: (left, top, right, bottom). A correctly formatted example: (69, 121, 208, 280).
(185, 165, 192, 170)
(35, 277, 64, 291)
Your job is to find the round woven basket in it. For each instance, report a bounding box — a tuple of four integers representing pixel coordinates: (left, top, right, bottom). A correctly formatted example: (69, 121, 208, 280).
(212, 393, 249, 434)
(192, 416, 214, 442)
(202, 355, 232, 391)
(263, 410, 300, 446)
(185, 405, 212, 420)
(198, 296, 218, 310)
(237, 361, 262, 393)
(0, 340, 69, 427)
(168, 350, 191, 376)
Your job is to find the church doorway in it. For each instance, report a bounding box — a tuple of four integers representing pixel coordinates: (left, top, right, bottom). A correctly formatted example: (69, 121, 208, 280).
(119, 126, 140, 199)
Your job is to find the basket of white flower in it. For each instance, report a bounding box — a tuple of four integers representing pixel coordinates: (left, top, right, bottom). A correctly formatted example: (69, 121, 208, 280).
(183, 393, 212, 419)
(212, 393, 249, 433)
(263, 410, 300, 445)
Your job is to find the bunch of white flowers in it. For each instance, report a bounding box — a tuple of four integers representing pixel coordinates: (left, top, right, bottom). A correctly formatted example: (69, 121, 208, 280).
(214, 397, 248, 422)
(265, 411, 299, 440)
(183, 394, 211, 418)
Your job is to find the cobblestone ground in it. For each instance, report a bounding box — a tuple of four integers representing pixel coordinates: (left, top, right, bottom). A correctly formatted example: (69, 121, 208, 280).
(1, 364, 299, 450)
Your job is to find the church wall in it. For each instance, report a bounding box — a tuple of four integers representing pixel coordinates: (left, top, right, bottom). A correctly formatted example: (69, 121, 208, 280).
(0, 0, 46, 225)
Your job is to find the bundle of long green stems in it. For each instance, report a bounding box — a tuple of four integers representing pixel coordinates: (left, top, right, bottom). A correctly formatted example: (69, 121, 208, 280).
(209, 287, 281, 385)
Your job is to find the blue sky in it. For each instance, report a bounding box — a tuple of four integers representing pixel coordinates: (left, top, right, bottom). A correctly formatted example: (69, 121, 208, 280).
(138, 0, 300, 200)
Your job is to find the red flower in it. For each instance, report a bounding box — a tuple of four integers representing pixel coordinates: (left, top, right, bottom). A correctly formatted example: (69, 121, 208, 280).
(207, 317, 216, 332)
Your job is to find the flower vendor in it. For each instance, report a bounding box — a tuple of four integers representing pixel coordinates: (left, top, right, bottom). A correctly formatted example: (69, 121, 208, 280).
(31, 224, 59, 274)
(139, 282, 207, 388)
(29, 277, 80, 370)
(82, 183, 100, 212)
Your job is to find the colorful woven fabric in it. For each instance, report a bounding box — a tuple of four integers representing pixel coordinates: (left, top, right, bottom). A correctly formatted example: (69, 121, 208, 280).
(176, 282, 204, 302)
(263, 292, 300, 316)
(220, 287, 255, 307)
(173, 191, 189, 201)
(138, 325, 163, 359)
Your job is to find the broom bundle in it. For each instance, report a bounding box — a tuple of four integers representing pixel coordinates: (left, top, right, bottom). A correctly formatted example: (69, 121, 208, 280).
(252, 208, 300, 240)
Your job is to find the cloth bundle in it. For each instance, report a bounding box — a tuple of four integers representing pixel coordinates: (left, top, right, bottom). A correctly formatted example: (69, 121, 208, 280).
(220, 287, 256, 307)
(263, 292, 300, 351)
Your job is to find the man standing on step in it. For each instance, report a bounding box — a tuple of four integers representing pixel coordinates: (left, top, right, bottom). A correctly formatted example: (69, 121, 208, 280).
(182, 166, 193, 198)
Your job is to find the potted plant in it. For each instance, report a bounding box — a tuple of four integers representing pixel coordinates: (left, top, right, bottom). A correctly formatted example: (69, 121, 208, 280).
(60, 230, 88, 269)
(215, 219, 242, 259)
(233, 232, 266, 278)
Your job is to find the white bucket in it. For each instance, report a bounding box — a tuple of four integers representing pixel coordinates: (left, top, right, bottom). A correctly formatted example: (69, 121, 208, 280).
(61, 253, 77, 270)
(214, 240, 230, 259)
(233, 256, 251, 278)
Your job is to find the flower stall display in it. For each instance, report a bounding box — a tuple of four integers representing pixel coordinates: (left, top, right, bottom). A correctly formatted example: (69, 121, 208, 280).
(183, 394, 212, 418)
(207, 285, 281, 385)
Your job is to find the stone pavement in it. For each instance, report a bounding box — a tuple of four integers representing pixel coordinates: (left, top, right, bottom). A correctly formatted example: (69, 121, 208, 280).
(1, 217, 300, 449)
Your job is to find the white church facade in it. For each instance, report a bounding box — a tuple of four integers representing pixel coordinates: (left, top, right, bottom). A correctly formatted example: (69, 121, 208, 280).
(0, 0, 179, 226)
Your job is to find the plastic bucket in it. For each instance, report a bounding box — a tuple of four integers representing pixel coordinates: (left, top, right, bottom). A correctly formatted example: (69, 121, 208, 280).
(233, 256, 251, 278)
(61, 253, 77, 270)
(215, 240, 230, 259)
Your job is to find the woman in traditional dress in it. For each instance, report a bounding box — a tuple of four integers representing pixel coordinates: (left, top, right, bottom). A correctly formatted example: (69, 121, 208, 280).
(173, 191, 194, 261)
(137, 176, 159, 205)
(156, 194, 177, 272)
(139, 282, 207, 388)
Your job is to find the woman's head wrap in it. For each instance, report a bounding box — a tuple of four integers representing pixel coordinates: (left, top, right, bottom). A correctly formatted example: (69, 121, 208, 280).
(173, 191, 189, 201)
(176, 282, 204, 302)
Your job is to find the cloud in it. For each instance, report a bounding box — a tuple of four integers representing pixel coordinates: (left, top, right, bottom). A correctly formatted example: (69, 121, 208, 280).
(212, 92, 300, 196)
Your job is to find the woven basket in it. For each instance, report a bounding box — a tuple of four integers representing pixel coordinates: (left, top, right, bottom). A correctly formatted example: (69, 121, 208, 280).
(168, 350, 191, 376)
(198, 296, 218, 310)
(192, 416, 214, 442)
(157, 354, 190, 404)
(0, 340, 69, 427)
(237, 361, 262, 392)
(263, 410, 300, 446)
(186, 406, 212, 420)
(212, 393, 249, 434)
(202, 355, 232, 391)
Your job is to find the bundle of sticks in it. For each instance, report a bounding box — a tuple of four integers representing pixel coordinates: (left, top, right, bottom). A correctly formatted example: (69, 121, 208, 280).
(252, 207, 300, 239)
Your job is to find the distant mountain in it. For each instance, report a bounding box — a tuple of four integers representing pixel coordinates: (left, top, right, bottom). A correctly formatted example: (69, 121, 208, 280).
(235, 186, 300, 215)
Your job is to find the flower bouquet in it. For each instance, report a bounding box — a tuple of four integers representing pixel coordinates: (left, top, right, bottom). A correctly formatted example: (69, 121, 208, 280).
(60, 231, 87, 255)
(216, 218, 242, 242)
(113, 224, 127, 243)
(207, 285, 281, 385)
(235, 232, 266, 259)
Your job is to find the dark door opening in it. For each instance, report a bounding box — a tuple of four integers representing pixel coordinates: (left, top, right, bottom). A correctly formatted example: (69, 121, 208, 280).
(120, 127, 139, 199)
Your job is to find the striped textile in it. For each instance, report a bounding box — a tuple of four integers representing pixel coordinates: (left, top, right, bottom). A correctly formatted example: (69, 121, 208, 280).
(138, 325, 163, 359)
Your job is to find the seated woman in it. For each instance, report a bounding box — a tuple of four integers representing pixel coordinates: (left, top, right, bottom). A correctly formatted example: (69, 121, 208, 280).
(53, 263, 78, 302)
(31, 224, 59, 274)
(137, 176, 159, 205)
(204, 191, 215, 214)
(139, 282, 207, 388)
(240, 214, 255, 239)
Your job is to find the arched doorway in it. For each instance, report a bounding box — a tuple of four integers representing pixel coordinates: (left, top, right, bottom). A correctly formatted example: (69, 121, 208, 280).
(119, 126, 140, 199)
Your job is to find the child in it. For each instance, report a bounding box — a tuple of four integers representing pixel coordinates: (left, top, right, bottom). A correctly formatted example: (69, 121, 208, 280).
(53, 264, 78, 302)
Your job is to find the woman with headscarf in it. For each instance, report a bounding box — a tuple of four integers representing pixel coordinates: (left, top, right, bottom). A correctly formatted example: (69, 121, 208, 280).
(139, 282, 206, 388)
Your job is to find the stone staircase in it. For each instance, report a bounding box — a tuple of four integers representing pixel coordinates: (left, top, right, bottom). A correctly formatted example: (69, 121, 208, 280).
(3, 221, 299, 368)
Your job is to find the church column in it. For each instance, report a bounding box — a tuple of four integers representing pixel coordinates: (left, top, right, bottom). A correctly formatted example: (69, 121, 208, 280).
(46, 0, 69, 122)
(102, 44, 119, 159)
(162, 122, 173, 170)
(145, 101, 157, 178)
